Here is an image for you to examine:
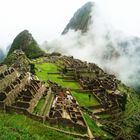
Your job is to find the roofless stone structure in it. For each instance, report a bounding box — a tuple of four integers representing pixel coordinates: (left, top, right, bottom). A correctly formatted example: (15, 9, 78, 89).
(0, 64, 88, 136)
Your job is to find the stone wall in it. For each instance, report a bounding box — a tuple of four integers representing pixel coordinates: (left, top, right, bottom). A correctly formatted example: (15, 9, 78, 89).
(0, 65, 7, 74)
(57, 56, 126, 114)
(4, 73, 30, 106)
(0, 101, 5, 109)
(5, 104, 87, 133)
(46, 117, 87, 133)
(0, 68, 18, 91)
(0, 63, 89, 137)
(27, 84, 46, 113)
(6, 105, 27, 114)
(6, 105, 44, 122)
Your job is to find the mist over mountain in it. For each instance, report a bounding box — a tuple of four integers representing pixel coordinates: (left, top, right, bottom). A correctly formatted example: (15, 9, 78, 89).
(44, 2, 140, 90)
(7, 30, 45, 59)
(62, 2, 93, 34)
(1, 1, 140, 139)
(0, 48, 4, 61)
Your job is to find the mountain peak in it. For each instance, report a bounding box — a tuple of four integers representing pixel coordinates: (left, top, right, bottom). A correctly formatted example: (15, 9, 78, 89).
(7, 30, 45, 59)
(62, 2, 94, 34)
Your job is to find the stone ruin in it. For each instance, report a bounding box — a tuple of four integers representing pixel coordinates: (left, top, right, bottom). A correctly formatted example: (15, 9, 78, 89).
(12, 80, 46, 113)
(0, 64, 88, 134)
(0, 65, 46, 114)
(57, 56, 126, 113)
(48, 81, 87, 131)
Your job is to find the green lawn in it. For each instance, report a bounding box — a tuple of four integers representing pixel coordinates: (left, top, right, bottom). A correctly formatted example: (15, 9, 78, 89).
(33, 98, 45, 115)
(72, 91, 100, 107)
(0, 112, 75, 140)
(43, 94, 54, 116)
(97, 114, 111, 119)
(35, 63, 80, 89)
(84, 113, 113, 139)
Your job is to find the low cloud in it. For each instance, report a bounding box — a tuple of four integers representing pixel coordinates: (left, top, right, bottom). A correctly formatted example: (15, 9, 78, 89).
(43, 4, 140, 90)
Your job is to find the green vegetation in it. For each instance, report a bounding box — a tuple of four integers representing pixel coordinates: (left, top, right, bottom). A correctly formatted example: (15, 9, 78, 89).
(35, 62, 80, 89)
(30, 63, 36, 74)
(7, 30, 45, 59)
(43, 93, 54, 116)
(56, 124, 86, 135)
(35, 62, 58, 82)
(97, 114, 111, 119)
(33, 98, 45, 114)
(34, 61, 111, 138)
(0, 112, 75, 140)
(32, 59, 140, 139)
(84, 113, 113, 139)
(118, 83, 140, 118)
(72, 91, 100, 107)
(108, 83, 140, 138)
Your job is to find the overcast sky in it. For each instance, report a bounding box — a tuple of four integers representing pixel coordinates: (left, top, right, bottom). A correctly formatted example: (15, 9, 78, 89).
(0, 0, 140, 49)
(0, 0, 89, 49)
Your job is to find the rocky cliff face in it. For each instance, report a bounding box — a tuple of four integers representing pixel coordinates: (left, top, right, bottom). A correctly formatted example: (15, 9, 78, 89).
(62, 2, 93, 34)
(7, 30, 45, 59)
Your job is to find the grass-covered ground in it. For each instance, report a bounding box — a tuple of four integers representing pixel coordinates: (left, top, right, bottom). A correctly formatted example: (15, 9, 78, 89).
(72, 91, 100, 107)
(43, 93, 54, 116)
(35, 63, 80, 89)
(84, 113, 113, 139)
(0, 112, 75, 140)
(96, 114, 111, 119)
(33, 98, 45, 115)
(93, 83, 140, 139)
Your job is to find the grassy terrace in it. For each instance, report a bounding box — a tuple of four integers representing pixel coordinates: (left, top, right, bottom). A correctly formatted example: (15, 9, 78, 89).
(72, 91, 100, 107)
(34, 61, 112, 138)
(35, 62, 100, 107)
(97, 114, 111, 119)
(43, 93, 54, 116)
(35, 63, 80, 89)
(0, 112, 75, 140)
(84, 113, 113, 139)
(33, 98, 45, 115)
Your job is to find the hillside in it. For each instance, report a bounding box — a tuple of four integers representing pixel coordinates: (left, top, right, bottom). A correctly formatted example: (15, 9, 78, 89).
(52, 2, 140, 137)
(0, 51, 140, 139)
(7, 30, 45, 59)
(0, 2, 140, 140)
(61, 2, 140, 91)
(30, 55, 140, 139)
